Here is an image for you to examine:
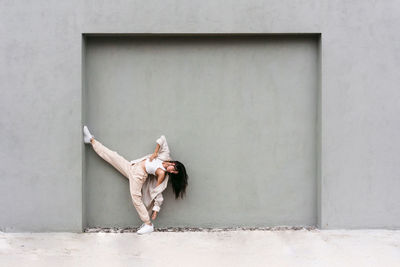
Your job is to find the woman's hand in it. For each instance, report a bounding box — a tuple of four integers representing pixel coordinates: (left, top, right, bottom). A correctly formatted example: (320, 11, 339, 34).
(149, 152, 158, 162)
(165, 162, 176, 167)
(151, 211, 158, 220)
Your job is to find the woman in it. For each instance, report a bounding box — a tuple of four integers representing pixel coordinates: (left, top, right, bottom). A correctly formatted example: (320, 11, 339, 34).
(83, 125, 188, 234)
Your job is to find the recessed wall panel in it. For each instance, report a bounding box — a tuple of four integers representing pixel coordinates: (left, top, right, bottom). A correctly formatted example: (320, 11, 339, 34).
(84, 35, 318, 228)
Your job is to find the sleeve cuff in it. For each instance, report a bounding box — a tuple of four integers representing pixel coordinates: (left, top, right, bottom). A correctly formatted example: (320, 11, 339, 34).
(152, 205, 160, 212)
(156, 135, 166, 146)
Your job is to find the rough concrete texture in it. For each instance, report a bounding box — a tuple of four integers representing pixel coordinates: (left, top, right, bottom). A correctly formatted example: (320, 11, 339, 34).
(83, 226, 316, 233)
(1, 230, 399, 267)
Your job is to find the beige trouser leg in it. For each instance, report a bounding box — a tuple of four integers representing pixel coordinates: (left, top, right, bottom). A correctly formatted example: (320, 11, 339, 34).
(91, 139, 151, 224)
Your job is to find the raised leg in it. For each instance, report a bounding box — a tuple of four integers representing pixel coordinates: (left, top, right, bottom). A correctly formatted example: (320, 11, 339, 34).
(91, 139, 131, 179)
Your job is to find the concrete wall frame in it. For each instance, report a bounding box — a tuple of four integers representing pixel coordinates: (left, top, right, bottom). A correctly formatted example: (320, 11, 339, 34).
(82, 33, 322, 229)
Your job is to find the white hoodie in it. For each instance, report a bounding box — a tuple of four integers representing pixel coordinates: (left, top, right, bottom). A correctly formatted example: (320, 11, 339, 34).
(129, 135, 172, 215)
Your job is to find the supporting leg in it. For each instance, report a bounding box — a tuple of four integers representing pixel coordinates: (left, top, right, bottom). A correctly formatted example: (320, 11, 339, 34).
(129, 168, 152, 225)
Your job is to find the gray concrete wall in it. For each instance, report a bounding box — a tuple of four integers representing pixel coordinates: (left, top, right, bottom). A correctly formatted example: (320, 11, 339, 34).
(1, 0, 399, 232)
(84, 35, 318, 228)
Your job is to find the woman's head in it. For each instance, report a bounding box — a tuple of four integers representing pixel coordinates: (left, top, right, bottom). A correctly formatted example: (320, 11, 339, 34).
(166, 161, 188, 199)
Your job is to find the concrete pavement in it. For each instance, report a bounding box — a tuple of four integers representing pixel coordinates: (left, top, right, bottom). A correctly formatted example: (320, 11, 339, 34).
(1, 229, 399, 267)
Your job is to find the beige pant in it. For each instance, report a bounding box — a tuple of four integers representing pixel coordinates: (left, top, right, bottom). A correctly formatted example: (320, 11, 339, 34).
(91, 139, 151, 224)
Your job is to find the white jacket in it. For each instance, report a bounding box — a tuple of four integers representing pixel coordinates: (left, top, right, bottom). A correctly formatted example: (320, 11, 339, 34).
(129, 135, 172, 214)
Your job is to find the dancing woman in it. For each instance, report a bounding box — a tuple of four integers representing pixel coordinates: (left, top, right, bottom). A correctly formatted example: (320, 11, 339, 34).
(83, 126, 188, 234)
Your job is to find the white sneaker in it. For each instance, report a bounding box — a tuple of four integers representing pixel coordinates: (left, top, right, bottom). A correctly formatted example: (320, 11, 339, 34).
(83, 125, 94, 144)
(137, 223, 154, 234)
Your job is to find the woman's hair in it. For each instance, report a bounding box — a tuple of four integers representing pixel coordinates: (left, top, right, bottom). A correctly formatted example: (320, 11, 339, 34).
(167, 161, 188, 199)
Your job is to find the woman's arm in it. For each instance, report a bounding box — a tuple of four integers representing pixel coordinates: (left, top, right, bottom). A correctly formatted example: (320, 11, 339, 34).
(151, 171, 166, 220)
(149, 143, 160, 161)
(151, 192, 164, 220)
(155, 170, 166, 186)
(155, 135, 172, 161)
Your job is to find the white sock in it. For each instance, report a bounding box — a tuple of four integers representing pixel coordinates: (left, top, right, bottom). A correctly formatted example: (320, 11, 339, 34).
(83, 125, 94, 144)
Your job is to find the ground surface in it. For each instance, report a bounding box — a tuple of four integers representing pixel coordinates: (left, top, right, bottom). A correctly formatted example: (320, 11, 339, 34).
(1, 229, 399, 267)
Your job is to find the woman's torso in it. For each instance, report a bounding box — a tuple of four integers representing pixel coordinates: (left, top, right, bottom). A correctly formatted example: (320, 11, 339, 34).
(138, 158, 165, 176)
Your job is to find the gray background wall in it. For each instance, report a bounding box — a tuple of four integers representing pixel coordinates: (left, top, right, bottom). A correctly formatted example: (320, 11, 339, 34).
(84, 35, 318, 228)
(1, 0, 399, 232)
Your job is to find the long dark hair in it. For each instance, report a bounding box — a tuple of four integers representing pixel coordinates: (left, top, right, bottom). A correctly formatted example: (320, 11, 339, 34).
(167, 161, 188, 199)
